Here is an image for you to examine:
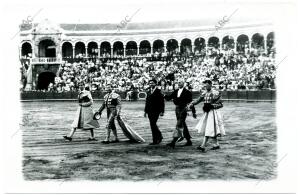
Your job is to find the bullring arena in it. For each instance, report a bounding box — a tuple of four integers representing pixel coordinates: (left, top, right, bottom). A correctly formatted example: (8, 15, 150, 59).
(19, 18, 276, 181)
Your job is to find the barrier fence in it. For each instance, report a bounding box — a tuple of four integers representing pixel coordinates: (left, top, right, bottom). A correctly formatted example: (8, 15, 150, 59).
(21, 90, 276, 102)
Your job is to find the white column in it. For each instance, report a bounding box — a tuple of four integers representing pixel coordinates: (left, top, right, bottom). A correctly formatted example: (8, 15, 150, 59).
(98, 45, 101, 58)
(264, 37, 267, 53)
(72, 46, 75, 58)
(111, 47, 113, 57)
(137, 45, 140, 55)
(32, 44, 36, 58)
(19, 46, 22, 59)
(123, 47, 126, 57)
(85, 46, 88, 58)
(249, 39, 252, 52)
(25, 64, 33, 90)
(234, 40, 237, 52)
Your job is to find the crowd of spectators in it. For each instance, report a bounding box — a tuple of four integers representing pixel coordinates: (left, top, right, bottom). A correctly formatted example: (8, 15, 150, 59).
(22, 47, 276, 93)
(49, 47, 276, 93)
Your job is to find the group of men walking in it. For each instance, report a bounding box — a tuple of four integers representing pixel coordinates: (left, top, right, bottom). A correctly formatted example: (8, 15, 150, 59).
(144, 79, 195, 148)
(64, 78, 225, 152)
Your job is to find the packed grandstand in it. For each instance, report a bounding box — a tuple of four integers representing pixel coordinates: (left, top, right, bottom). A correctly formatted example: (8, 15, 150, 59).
(19, 19, 275, 93)
(21, 48, 276, 92)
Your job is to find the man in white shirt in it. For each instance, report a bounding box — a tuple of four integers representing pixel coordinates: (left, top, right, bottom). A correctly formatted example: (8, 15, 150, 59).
(164, 79, 197, 148)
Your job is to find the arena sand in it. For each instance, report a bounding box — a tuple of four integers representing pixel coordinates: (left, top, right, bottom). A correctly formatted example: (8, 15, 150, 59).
(21, 101, 276, 181)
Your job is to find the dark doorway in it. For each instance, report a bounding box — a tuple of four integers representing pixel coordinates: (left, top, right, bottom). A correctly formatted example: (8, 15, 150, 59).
(139, 40, 151, 55)
(252, 33, 264, 49)
(87, 42, 98, 58)
(38, 39, 56, 57)
(222, 36, 235, 50)
(126, 41, 137, 56)
(153, 40, 164, 53)
(62, 42, 73, 58)
(113, 41, 124, 56)
(21, 42, 32, 58)
(100, 41, 111, 57)
(37, 72, 56, 90)
(166, 39, 178, 53)
(180, 38, 192, 54)
(237, 34, 249, 53)
(208, 37, 220, 49)
(194, 38, 206, 53)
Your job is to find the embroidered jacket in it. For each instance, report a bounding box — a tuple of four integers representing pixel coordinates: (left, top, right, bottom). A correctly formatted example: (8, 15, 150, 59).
(192, 89, 223, 109)
(99, 91, 122, 113)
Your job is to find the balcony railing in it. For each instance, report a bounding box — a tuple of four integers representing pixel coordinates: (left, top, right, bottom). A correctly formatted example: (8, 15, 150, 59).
(31, 57, 62, 64)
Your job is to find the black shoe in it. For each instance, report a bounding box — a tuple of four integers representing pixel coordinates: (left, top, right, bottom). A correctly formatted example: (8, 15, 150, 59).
(157, 137, 163, 144)
(183, 141, 192, 146)
(166, 142, 175, 149)
(149, 142, 158, 145)
(197, 146, 206, 152)
(101, 140, 110, 144)
(210, 145, 220, 150)
(88, 138, 97, 141)
(110, 139, 120, 143)
(63, 136, 72, 141)
(177, 137, 184, 143)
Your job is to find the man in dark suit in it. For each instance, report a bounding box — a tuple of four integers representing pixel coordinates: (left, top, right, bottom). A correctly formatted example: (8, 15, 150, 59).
(144, 79, 165, 145)
(164, 79, 196, 148)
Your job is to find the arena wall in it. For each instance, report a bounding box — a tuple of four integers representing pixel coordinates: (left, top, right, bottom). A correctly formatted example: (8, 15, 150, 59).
(20, 90, 276, 102)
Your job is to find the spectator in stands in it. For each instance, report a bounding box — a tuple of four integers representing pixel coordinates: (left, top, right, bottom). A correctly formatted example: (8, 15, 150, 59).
(48, 83, 54, 92)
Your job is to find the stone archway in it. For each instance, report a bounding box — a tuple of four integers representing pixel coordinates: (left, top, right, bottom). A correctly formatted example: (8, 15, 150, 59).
(222, 35, 235, 50)
(166, 39, 179, 53)
(100, 42, 111, 56)
(113, 41, 124, 56)
(139, 40, 151, 55)
(126, 41, 138, 56)
(153, 40, 164, 53)
(75, 42, 86, 58)
(252, 33, 264, 49)
(21, 42, 32, 58)
(87, 42, 98, 58)
(37, 72, 56, 90)
(194, 38, 206, 54)
(237, 34, 249, 53)
(38, 39, 56, 57)
(180, 38, 192, 54)
(208, 37, 220, 49)
(62, 42, 73, 58)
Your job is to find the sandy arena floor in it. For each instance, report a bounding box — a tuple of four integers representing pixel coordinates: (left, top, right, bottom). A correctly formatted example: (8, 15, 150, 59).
(21, 101, 276, 181)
